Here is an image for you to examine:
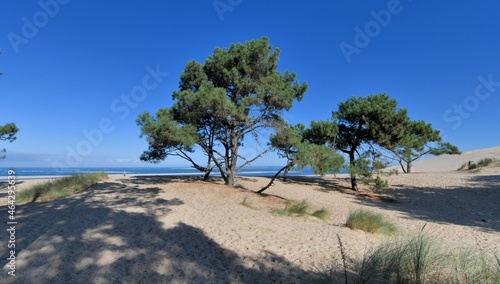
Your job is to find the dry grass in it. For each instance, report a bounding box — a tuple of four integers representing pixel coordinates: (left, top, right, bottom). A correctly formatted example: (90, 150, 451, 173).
(17, 172, 108, 203)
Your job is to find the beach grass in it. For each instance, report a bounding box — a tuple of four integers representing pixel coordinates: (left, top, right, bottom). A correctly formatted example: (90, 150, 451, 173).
(356, 230, 444, 283)
(477, 157, 498, 167)
(272, 199, 330, 220)
(346, 208, 397, 235)
(311, 208, 330, 221)
(316, 231, 500, 284)
(459, 157, 499, 171)
(239, 197, 256, 209)
(17, 172, 108, 203)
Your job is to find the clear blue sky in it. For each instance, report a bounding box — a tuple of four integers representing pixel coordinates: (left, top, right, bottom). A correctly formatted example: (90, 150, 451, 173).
(1, 1, 499, 168)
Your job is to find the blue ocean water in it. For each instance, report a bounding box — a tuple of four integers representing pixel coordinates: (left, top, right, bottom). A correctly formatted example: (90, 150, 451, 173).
(0, 166, 340, 180)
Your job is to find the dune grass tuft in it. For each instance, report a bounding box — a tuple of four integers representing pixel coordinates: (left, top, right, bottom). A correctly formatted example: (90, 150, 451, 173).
(284, 199, 310, 215)
(315, 228, 500, 284)
(272, 199, 330, 220)
(356, 230, 443, 283)
(346, 208, 397, 235)
(239, 197, 256, 209)
(477, 157, 497, 167)
(311, 208, 330, 221)
(17, 172, 108, 203)
(459, 157, 499, 171)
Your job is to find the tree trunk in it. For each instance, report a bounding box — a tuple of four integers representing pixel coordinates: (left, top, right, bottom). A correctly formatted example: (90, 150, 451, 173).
(258, 164, 290, 193)
(283, 167, 289, 182)
(203, 155, 213, 181)
(349, 151, 359, 191)
(225, 128, 239, 187)
(203, 168, 213, 181)
(226, 173, 235, 187)
(406, 162, 412, 174)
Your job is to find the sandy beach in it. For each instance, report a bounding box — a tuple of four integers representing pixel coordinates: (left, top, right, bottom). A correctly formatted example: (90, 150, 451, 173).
(0, 161, 499, 283)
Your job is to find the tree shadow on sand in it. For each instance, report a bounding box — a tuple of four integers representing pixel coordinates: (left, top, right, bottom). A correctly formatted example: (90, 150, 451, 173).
(0, 181, 24, 199)
(351, 174, 500, 233)
(282, 176, 353, 193)
(0, 181, 315, 283)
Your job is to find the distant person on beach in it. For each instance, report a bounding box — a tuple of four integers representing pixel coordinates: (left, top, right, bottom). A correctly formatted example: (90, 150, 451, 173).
(123, 170, 126, 176)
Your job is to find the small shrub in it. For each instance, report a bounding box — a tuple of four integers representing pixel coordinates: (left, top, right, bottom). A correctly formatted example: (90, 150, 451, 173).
(346, 209, 397, 235)
(469, 162, 479, 170)
(373, 176, 389, 192)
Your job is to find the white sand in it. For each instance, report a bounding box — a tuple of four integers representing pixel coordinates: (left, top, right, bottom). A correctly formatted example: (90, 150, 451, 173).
(0, 168, 499, 283)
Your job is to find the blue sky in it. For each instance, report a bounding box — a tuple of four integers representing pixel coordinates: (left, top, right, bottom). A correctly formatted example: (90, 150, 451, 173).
(1, 0, 499, 168)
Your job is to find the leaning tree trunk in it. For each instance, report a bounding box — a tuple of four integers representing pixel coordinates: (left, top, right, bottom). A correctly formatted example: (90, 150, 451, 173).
(258, 164, 291, 193)
(399, 160, 407, 174)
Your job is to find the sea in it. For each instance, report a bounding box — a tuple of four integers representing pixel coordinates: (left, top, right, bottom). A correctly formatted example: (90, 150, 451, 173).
(0, 166, 341, 180)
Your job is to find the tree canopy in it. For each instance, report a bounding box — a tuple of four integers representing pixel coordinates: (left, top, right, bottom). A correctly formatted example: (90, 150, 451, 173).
(333, 94, 409, 190)
(138, 37, 308, 186)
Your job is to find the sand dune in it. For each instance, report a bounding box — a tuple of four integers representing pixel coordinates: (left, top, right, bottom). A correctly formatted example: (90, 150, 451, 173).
(400, 145, 500, 172)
